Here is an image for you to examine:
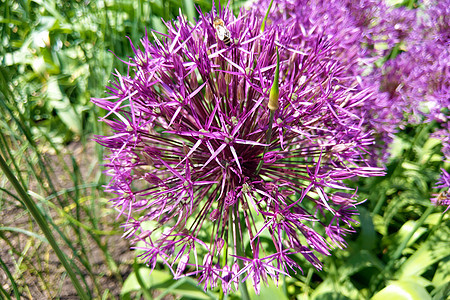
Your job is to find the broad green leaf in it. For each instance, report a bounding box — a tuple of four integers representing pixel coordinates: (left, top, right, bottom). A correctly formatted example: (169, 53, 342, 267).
(432, 257, 450, 289)
(372, 214, 387, 236)
(311, 278, 359, 300)
(46, 76, 82, 133)
(357, 207, 376, 250)
(249, 279, 289, 300)
(397, 238, 450, 279)
(424, 213, 446, 226)
(122, 268, 214, 299)
(422, 137, 442, 152)
(314, 293, 352, 300)
(183, 0, 196, 23)
(371, 280, 431, 300)
(391, 220, 426, 253)
(342, 250, 385, 277)
(121, 268, 172, 294)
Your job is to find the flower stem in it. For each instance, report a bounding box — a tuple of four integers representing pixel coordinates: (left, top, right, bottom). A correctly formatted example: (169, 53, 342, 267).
(234, 208, 250, 300)
(260, 0, 274, 33)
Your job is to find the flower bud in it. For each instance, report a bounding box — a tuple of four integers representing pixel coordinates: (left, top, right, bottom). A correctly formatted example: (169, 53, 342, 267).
(176, 254, 190, 277)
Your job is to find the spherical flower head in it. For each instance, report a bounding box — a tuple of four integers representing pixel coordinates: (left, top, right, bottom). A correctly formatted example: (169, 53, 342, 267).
(94, 4, 384, 294)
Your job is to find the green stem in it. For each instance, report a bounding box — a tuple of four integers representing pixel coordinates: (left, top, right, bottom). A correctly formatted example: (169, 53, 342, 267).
(0, 153, 89, 300)
(0, 256, 20, 299)
(234, 209, 251, 300)
(133, 259, 153, 300)
(260, 0, 274, 32)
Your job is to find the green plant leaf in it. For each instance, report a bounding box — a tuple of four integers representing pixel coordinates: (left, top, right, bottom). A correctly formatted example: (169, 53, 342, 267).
(122, 268, 171, 295)
(357, 207, 376, 250)
(397, 237, 450, 280)
(248, 279, 289, 300)
(371, 280, 431, 300)
(46, 76, 82, 133)
(0, 227, 48, 243)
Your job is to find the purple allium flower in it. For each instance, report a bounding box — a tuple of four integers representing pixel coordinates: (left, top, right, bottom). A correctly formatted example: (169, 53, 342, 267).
(94, 4, 384, 294)
(253, 0, 404, 163)
(373, 1, 449, 210)
(357, 0, 449, 161)
(432, 124, 450, 161)
(375, 0, 449, 123)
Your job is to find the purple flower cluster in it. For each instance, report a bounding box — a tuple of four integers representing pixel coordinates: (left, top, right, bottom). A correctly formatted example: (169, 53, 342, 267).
(261, 0, 449, 208)
(372, 1, 449, 208)
(253, 0, 403, 162)
(431, 169, 450, 213)
(94, 2, 387, 294)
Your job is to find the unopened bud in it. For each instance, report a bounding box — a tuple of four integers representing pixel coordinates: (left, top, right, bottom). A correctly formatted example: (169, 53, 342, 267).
(176, 254, 189, 277)
(204, 84, 212, 102)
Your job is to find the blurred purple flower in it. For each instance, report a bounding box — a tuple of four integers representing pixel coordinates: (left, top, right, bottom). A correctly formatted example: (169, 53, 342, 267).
(371, 1, 449, 206)
(375, 0, 449, 123)
(94, 4, 384, 294)
(253, 0, 406, 162)
(431, 169, 450, 213)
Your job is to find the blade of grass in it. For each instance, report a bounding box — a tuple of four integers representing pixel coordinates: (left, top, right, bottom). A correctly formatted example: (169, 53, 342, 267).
(0, 227, 47, 243)
(0, 153, 89, 300)
(30, 190, 122, 278)
(0, 256, 20, 299)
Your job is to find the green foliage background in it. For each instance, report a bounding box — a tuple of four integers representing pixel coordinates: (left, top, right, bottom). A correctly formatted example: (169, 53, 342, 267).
(0, 0, 448, 299)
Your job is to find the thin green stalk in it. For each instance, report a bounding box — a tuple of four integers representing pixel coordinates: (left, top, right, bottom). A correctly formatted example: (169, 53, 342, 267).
(0, 154, 89, 300)
(0, 100, 63, 206)
(0, 256, 20, 299)
(133, 259, 153, 300)
(0, 283, 13, 300)
(0, 131, 27, 192)
(260, 0, 274, 33)
(234, 209, 250, 300)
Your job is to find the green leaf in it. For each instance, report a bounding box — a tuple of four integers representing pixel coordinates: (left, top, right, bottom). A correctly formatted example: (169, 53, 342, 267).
(122, 268, 215, 299)
(357, 207, 376, 250)
(371, 280, 431, 300)
(183, 0, 196, 23)
(249, 279, 288, 300)
(46, 76, 82, 133)
(0, 227, 48, 243)
(343, 250, 385, 276)
(122, 268, 172, 295)
(311, 278, 355, 300)
(392, 220, 427, 252)
(432, 257, 450, 290)
(397, 238, 450, 280)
